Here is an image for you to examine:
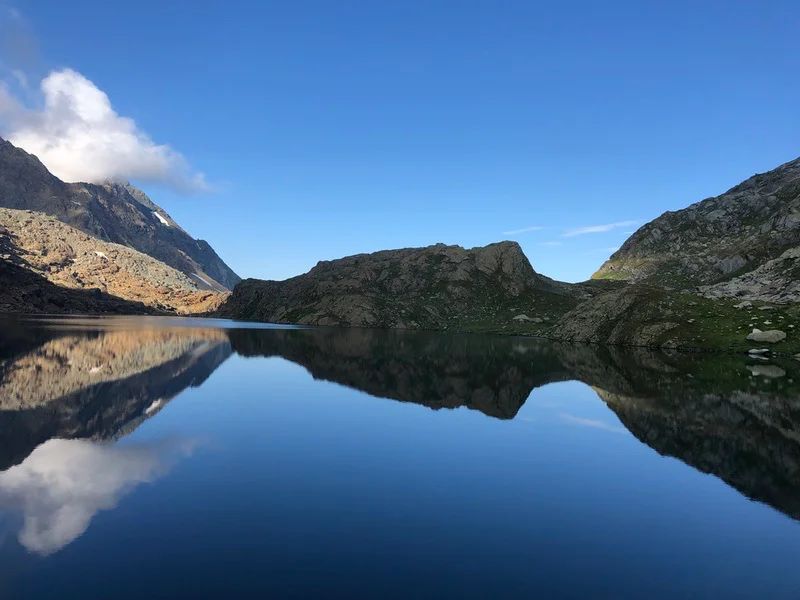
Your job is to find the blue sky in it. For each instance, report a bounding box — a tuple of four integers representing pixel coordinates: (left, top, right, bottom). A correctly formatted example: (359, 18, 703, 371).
(1, 0, 799, 282)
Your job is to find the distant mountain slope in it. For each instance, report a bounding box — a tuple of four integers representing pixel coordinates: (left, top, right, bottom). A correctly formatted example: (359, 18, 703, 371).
(0, 208, 226, 314)
(0, 136, 240, 290)
(216, 241, 585, 331)
(594, 157, 800, 300)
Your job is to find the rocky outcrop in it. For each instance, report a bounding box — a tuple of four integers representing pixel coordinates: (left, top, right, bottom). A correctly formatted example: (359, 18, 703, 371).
(0, 136, 239, 290)
(217, 242, 583, 331)
(700, 246, 800, 304)
(547, 285, 682, 347)
(593, 156, 800, 301)
(0, 208, 227, 313)
(546, 284, 799, 353)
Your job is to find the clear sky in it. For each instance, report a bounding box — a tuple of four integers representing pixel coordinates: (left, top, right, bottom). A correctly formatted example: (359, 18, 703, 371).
(1, 0, 799, 282)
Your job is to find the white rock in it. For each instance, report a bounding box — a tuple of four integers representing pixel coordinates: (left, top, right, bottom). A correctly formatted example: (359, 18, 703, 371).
(748, 348, 770, 355)
(746, 328, 787, 343)
(758, 306, 776, 311)
(734, 301, 752, 309)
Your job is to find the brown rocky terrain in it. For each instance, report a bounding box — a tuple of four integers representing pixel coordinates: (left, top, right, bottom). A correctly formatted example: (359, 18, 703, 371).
(216, 241, 587, 333)
(0, 136, 239, 290)
(0, 259, 157, 315)
(0, 208, 227, 314)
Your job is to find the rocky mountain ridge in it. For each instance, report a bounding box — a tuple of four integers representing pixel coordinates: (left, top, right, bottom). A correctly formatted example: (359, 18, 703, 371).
(0, 136, 239, 291)
(216, 241, 588, 332)
(0, 208, 226, 314)
(594, 156, 800, 301)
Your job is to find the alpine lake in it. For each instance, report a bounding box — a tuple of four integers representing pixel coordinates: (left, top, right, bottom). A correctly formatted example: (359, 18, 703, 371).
(0, 315, 799, 599)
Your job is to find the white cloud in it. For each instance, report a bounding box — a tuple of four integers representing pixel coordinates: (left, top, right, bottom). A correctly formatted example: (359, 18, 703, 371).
(1, 69, 208, 191)
(562, 220, 639, 237)
(502, 226, 544, 235)
(0, 437, 197, 555)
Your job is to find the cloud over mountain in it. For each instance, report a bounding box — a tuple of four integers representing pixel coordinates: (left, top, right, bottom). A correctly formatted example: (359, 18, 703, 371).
(0, 68, 208, 191)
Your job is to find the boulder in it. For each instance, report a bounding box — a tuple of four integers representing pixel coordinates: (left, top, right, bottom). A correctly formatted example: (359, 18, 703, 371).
(746, 328, 787, 343)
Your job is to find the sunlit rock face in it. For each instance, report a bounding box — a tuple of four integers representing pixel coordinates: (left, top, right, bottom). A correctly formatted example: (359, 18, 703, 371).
(0, 438, 197, 554)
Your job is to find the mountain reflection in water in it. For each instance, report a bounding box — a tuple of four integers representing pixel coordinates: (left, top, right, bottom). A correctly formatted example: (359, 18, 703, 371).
(1, 316, 800, 558)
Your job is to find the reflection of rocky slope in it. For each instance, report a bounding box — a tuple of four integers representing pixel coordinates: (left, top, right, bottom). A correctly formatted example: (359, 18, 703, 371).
(0, 328, 229, 409)
(4, 320, 800, 525)
(229, 327, 571, 419)
(598, 388, 800, 520)
(0, 209, 226, 314)
(231, 326, 800, 520)
(0, 327, 231, 470)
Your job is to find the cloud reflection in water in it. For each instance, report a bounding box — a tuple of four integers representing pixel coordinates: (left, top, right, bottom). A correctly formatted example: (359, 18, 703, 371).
(0, 437, 197, 555)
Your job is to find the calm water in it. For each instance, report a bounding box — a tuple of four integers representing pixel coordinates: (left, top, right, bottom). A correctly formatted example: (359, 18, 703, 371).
(0, 316, 799, 599)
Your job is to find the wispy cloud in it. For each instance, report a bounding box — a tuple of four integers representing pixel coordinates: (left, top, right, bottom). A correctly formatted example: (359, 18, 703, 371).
(561, 413, 625, 434)
(502, 226, 544, 235)
(562, 220, 639, 237)
(539, 241, 563, 246)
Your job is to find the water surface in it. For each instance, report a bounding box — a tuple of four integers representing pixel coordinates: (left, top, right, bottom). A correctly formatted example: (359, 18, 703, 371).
(1, 316, 799, 599)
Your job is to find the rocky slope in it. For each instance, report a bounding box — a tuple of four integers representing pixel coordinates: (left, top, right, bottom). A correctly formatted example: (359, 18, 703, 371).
(0, 208, 226, 314)
(0, 136, 239, 291)
(594, 156, 800, 300)
(0, 259, 157, 315)
(216, 241, 585, 332)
